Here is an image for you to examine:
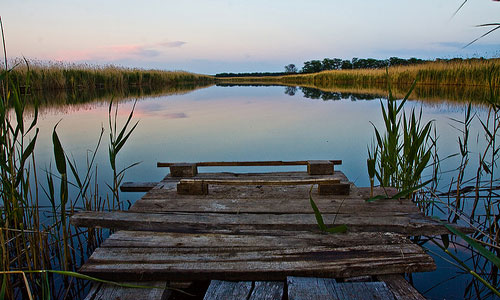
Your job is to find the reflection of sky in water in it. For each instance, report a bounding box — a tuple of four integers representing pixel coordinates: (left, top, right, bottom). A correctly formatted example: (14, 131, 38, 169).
(34, 84, 485, 195)
(31, 84, 494, 299)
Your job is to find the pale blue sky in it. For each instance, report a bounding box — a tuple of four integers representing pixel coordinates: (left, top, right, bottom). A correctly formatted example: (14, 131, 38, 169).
(1, 0, 499, 74)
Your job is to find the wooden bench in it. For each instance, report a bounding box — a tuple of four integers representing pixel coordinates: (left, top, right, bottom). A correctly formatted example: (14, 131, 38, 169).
(177, 178, 349, 195)
(157, 160, 342, 177)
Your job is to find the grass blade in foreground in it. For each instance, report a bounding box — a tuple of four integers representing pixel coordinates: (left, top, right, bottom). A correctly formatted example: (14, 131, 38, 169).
(309, 187, 347, 233)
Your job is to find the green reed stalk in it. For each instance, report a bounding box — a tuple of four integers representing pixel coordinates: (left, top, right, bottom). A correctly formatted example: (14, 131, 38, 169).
(107, 100, 139, 210)
(369, 71, 434, 195)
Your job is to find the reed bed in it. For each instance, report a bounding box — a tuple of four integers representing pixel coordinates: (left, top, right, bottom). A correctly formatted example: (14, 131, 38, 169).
(0, 58, 146, 298)
(5, 59, 214, 92)
(363, 66, 500, 298)
(218, 58, 500, 88)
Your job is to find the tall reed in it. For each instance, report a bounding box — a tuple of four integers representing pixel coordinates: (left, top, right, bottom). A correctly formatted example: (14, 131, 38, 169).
(408, 64, 500, 298)
(0, 60, 141, 299)
(6, 59, 215, 93)
(218, 58, 500, 88)
(368, 73, 435, 195)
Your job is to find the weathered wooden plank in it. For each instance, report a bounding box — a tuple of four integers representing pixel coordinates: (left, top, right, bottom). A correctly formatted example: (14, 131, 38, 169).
(120, 182, 158, 192)
(157, 160, 342, 167)
(176, 178, 343, 195)
(180, 178, 341, 186)
(161, 171, 346, 181)
(287, 276, 337, 300)
(248, 281, 284, 300)
(130, 197, 421, 214)
(377, 274, 426, 300)
(79, 239, 435, 281)
(83, 283, 102, 300)
(287, 277, 395, 300)
(203, 280, 252, 300)
(83, 281, 170, 300)
(70, 210, 462, 235)
(333, 282, 395, 300)
(141, 187, 387, 199)
(100, 231, 414, 249)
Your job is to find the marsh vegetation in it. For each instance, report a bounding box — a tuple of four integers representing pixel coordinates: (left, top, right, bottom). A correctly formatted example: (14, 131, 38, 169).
(1, 54, 500, 299)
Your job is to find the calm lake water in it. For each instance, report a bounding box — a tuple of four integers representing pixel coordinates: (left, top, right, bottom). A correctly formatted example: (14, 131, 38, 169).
(31, 84, 497, 299)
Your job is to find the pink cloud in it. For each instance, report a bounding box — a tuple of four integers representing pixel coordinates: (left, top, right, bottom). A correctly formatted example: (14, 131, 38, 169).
(52, 40, 187, 62)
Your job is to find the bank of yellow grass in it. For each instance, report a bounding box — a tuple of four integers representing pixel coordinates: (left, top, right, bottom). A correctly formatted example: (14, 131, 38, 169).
(7, 60, 214, 91)
(218, 58, 500, 88)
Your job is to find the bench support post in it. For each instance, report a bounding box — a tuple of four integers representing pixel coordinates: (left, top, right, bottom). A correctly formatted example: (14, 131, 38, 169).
(307, 161, 334, 175)
(170, 163, 198, 177)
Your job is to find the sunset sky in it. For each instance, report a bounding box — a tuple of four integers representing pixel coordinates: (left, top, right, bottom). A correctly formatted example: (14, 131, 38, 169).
(1, 0, 499, 74)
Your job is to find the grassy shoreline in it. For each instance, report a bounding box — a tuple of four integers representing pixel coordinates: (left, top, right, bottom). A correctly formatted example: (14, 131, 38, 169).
(7, 60, 215, 92)
(217, 58, 500, 88)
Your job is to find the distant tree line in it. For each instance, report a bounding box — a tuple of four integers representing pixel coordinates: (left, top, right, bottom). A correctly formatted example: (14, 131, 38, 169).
(214, 57, 487, 77)
(293, 57, 427, 74)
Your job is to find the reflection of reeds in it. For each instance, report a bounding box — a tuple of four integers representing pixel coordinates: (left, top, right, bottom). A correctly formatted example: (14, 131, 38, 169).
(26, 82, 213, 117)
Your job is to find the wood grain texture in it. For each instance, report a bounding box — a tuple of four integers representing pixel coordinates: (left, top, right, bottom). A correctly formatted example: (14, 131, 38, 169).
(79, 230, 435, 281)
(157, 160, 342, 167)
(377, 274, 426, 300)
(179, 178, 341, 186)
(287, 276, 337, 300)
(203, 280, 252, 300)
(70, 210, 460, 235)
(83, 281, 170, 300)
(287, 277, 395, 300)
(248, 281, 284, 300)
(75, 169, 455, 291)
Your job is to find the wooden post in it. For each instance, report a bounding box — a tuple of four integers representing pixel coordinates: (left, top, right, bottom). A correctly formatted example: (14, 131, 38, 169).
(318, 183, 350, 195)
(177, 181, 208, 195)
(307, 160, 334, 175)
(170, 163, 198, 177)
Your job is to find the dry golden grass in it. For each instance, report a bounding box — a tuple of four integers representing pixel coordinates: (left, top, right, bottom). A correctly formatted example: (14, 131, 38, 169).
(218, 58, 500, 88)
(7, 59, 214, 91)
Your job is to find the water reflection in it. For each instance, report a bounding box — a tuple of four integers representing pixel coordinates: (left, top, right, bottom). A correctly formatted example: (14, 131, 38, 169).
(297, 87, 380, 101)
(24, 82, 213, 115)
(218, 82, 497, 105)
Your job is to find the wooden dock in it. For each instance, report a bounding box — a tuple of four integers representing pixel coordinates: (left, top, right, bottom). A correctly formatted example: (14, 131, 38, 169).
(73, 160, 460, 299)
